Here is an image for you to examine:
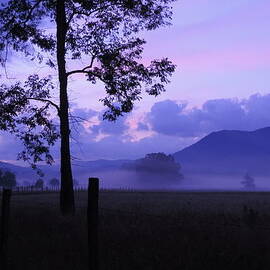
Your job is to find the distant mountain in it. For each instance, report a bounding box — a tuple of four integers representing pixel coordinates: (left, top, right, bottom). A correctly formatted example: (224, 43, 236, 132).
(0, 159, 130, 185)
(0, 161, 22, 172)
(0, 161, 37, 183)
(173, 127, 270, 176)
(70, 159, 130, 179)
(72, 159, 130, 172)
(4, 127, 270, 184)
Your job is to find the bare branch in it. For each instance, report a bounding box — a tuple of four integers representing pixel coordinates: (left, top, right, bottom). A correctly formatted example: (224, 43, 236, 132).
(27, 97, 60, 114)
(66, 56, 96, 77)
(66, 69, 92, 77)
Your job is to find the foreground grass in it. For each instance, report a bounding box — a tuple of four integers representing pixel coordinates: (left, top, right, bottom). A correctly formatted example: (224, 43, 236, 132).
(3, 191, 270, 269)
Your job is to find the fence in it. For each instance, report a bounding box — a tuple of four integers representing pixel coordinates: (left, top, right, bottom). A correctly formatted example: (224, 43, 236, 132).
(0, 185, 168, 195)
(0, 178, 100, 270)
(0, 185, 88, 195)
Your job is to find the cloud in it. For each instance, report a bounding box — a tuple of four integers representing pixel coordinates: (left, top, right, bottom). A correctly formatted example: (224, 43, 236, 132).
(90, 114, 128, 137)
(137, 122, 149, 131)
(199, 98, 246, 131)
(64, 93, 270, 160)
(67, 106, 196, 160)
(147, 94, 270, 137)
(71, 107, 97, 120)
(70, 132, 196, 160)
(2, 93, 270, 163)
(147, 100, 200, 137)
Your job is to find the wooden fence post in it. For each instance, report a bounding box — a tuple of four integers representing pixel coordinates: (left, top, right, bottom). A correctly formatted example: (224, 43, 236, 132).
(88, 177, 99, 270)
(0, 189, 12, 270)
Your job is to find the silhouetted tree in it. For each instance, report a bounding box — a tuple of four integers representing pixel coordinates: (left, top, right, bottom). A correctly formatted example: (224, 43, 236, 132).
(0, 0, 176, 214)
(241, 173, 255, 190)
(135, 152, 183, 178)
(0, 169, 17, 188)
(0, 75, 60, 180)
(34, 178, 44, 190)
(49, 177, 60, 188)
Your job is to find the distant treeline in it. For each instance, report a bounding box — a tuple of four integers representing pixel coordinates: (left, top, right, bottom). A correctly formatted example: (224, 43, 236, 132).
(122, 152, 183, 180)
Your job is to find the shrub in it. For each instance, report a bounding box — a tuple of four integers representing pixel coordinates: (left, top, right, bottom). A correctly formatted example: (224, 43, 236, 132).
(0, 169, 17, 188)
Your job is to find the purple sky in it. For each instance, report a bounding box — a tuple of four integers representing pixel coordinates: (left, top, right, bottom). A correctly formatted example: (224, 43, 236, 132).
(1, 0, 270, 164)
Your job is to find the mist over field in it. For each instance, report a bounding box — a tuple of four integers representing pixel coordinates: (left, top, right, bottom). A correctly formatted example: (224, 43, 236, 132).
(93, 172, 270, 191)
(4, 160, 268, 191)
(3, 127, 270, 191)
(58, 169, 270, 191)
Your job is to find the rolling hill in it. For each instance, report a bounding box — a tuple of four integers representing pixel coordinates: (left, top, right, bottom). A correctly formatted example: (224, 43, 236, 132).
(173, 127, 270, 175)
(0, 159, 130, 185)
(2, 127, 270, 184)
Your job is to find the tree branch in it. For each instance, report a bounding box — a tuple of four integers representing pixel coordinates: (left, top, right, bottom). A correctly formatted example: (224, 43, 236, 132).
(22, 0, 43, 24)
(71, 2, 120, 17)
(66, 69, 91, 76)
(27, 97, 60, 115)
(66, 56, 96, 77)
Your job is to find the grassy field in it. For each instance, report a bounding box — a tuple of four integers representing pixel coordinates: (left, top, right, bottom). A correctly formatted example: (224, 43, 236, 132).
(2, 190, 270, 269)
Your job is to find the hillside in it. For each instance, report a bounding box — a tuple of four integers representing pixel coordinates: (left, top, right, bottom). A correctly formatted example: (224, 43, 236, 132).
(3, 127, 270, 183)
(0, 159, 130, 185)
(0, 161, 38, 184)
(173, 127, 270, 175)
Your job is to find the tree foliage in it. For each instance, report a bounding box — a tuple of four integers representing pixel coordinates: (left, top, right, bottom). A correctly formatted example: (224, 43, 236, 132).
(0, 168, 17, 188)
(135, 152, 183, 178)
(241, 172, 255, 190)
(0, 74, 59, 169)
(49, 177, 60, 187)
(0, 0, 175, 120)
(34, 178, 44, 189)
(0, 0, 176, 214)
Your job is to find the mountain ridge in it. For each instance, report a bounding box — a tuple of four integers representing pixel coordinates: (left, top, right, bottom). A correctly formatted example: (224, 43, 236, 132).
(2, 127, 270, 183)
(173, 127, 270, 175)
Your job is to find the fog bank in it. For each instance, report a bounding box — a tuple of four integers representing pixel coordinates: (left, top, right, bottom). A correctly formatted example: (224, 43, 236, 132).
(73, 170, 270, 191)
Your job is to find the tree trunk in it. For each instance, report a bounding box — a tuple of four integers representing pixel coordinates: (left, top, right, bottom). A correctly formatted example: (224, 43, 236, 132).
(56, 0, 75, 215)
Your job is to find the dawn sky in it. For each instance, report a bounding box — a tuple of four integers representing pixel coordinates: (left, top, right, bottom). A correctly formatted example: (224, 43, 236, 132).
(1, 0, 270, 164)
